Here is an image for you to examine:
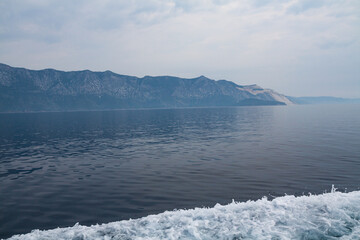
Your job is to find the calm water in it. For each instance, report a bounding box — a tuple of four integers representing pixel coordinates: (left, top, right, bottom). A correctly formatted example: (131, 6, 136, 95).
(1, 104, 360, 238)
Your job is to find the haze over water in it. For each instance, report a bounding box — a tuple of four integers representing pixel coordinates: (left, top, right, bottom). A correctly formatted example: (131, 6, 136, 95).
(1, 104, 360, 238)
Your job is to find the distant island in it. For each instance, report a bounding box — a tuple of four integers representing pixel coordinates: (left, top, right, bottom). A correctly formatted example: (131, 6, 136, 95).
(0, 63, 295, 112)
(288, 96, 360, 105)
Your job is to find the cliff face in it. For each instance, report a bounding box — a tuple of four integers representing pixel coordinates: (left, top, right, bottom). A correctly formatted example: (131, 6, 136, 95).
(0, 63, 292, 112)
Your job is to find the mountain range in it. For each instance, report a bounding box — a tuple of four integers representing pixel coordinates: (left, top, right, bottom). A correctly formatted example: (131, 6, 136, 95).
(0, 63, 294, 112)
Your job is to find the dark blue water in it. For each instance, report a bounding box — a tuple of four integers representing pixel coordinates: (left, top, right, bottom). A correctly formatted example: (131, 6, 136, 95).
(1, 104, 360, 238)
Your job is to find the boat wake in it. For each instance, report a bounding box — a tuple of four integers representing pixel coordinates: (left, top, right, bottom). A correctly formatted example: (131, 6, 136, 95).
(8, 188, 360, 240)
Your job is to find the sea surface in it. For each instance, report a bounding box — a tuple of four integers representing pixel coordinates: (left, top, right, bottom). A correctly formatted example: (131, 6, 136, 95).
(1, 104, 360, 239)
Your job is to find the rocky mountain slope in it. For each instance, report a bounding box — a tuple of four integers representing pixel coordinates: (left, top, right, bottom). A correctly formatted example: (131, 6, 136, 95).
(0, 63, 293, 112)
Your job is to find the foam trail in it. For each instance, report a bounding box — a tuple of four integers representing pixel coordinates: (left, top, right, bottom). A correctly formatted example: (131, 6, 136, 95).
(7, 191, 360, 240)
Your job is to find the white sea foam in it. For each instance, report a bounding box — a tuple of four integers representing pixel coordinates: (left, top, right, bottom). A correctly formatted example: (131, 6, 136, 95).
(7, 189, 360, 240)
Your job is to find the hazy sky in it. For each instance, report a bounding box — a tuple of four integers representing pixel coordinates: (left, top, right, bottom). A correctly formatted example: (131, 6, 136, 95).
(0, 0, 359, 97)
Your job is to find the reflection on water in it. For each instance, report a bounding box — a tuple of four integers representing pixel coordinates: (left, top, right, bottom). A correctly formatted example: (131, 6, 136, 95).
(1, 105, 360, 238)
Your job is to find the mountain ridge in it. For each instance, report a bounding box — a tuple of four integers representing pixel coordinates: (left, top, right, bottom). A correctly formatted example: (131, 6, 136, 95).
(0, 63, 292, 112)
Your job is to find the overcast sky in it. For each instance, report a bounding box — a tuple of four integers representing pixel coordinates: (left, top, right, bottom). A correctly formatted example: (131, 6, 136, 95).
(0, 0, 359, 97)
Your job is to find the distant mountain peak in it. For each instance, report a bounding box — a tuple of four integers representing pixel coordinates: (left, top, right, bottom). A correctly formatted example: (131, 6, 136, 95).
(196, 75, 210, 80)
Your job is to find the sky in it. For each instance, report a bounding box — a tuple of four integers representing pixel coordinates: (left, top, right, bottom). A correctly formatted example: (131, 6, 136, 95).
(0, 0, 359, 97)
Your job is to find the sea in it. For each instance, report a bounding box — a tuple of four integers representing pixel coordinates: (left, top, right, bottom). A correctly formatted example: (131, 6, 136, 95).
(1, 104, 360, 239)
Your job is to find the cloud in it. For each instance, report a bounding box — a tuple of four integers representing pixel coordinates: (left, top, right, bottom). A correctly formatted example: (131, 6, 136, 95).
(286, 0, 327, 14)
(318, 39, 355, 50)
(0, 0, 359, 97)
